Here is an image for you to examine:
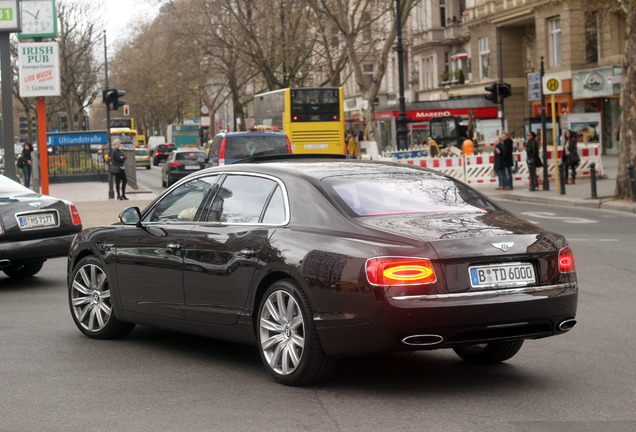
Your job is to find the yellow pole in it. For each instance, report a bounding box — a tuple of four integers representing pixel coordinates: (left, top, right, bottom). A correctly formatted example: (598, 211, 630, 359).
(551, 94, 559, 194)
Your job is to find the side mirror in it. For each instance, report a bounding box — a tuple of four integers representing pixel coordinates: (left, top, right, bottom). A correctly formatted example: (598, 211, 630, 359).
(119, 207, 141, 225)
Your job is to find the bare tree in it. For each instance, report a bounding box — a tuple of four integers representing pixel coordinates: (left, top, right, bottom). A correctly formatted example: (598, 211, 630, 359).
(613, 0, 636, 200)
(51, 0, 103, 131)
(305, 0, 418, 143)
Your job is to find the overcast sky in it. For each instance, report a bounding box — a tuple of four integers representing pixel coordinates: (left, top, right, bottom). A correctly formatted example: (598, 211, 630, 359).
(104, 0, 162, 45)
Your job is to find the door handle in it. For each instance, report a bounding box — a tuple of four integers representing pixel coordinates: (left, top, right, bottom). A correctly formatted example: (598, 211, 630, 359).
(166, 242, 182, 250)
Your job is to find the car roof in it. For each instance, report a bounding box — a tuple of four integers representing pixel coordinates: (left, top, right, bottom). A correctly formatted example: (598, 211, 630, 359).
(200, 157, 436, 181)
(216, 130, 287, 137)
(172, 148, 205, 153)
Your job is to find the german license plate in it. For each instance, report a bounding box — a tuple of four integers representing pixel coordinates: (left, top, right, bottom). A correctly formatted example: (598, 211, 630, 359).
(469, 262, 535, 288)
(18, 212, 57, 229)
(185, 165, 199, 170)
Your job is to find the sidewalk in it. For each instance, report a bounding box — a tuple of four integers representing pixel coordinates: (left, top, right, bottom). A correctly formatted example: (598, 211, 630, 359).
(48, 155, 635, 228)
(471, 154, 636, 214)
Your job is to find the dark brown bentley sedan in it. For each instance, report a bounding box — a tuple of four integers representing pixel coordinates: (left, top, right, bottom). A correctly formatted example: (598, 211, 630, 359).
(67, 157, 578, 385)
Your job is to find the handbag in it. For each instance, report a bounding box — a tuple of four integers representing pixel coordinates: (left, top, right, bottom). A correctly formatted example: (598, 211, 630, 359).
(108, 163, 120, 174)
(535, 157, 543, 168)
(16, 155, 24, 168)
(568, 151, 580, 166)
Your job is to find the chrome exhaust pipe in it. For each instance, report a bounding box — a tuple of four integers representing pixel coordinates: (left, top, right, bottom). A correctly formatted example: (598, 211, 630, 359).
(401, 334, 444, 346)
(0, 259, 11, 268)
(558, 319, 577, 331)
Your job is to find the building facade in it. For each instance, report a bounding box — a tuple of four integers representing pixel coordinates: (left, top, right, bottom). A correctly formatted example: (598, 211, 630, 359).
(343, 0, 625, 153)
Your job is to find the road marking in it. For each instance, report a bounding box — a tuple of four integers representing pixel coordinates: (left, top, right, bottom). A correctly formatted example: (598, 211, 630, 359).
(521, 212, 598, 224)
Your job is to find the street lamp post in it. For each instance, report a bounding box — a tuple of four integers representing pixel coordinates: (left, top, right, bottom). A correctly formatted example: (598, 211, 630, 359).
(395, 0, 409, 151)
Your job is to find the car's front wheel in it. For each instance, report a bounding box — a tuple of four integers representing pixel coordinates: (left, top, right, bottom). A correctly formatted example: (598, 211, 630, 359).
(69, 256, 134, 339)
(257, 279, 336, 386)
(3, 260, 44, 278)
(453, 340, 524, 364)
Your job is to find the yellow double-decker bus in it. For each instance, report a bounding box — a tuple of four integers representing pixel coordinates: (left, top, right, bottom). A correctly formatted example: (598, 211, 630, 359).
(253, 87, 346, 155)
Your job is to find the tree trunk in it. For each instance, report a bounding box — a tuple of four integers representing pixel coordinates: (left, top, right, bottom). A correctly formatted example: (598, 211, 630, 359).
(617, 5, 636, 199)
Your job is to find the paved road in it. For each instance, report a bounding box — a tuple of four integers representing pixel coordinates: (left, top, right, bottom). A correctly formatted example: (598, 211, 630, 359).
(1, 201, 635, 431)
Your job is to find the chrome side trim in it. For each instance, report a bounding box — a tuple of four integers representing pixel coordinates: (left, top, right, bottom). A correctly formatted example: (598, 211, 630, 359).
(391, 283, 577, 301)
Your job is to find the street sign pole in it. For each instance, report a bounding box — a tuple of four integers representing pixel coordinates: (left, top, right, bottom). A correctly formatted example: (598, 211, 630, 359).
(1, 32, 16, 180)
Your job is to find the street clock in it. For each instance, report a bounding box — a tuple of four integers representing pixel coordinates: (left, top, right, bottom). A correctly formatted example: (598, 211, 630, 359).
(19, 0, 57, 38)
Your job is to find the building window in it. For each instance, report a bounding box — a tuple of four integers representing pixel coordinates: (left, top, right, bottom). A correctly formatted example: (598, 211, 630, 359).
(363, 64, 374, 88)
(478, 37, 490, 80)
(548, 17, 562, 67)
(585, 11, 599, 64)
(440, 0, 446, 28)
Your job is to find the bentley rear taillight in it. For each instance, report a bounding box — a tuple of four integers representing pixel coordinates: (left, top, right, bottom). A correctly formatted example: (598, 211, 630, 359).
(366, 257, 436, 286)
(69, 204, 82, 225)
(559, 246, 575, 273)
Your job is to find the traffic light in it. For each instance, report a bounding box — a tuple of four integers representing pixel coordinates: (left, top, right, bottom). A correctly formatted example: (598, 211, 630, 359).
(102, 88, 126, 111)
(123, 105, 130, 116)
(499, 83, 512, 99)
(484, 83, 499, 104)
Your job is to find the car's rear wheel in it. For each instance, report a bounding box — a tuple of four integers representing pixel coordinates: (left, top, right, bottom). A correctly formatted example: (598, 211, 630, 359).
(453, 340, 524, 364)
(3, 260, 45, 278)
(69, 256, 134, 339)
(257, 279, 336, 386)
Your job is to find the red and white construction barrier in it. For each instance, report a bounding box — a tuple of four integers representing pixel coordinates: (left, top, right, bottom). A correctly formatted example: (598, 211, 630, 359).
(385, 144, 603, 185)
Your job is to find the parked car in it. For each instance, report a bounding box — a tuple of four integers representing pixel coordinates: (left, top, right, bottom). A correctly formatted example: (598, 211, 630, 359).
(1, 175, 82, 278)
(67, 157, 578, 385)
(204, 130, 291, 166)
(134, 148, 151, 169)
(161, 148, 207, 187)
(152, 144, 176, 165)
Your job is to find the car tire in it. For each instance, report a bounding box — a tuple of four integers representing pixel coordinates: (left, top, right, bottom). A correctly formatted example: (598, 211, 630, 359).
(453, 340, 524, 364)
(146, 165, 151, 170)
(3, 260, 45, 278)
(257, 279, 336, 386)
(153, 159, 158, 166)
(69, 256, 135, 339)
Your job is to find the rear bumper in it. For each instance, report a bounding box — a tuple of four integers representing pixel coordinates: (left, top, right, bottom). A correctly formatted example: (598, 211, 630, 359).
(0, 233, 78, 264)
(315, 282, 578, 357)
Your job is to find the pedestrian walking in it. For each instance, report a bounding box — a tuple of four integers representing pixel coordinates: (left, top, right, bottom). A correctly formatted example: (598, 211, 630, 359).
(526, 131, 541, 191)
(17, 142, 34, 189)
(502, 132, 514, 190)
(561, 129, 579, 184)
(110, 139, 128, 200)
(347, 131, 359, 159)
(493, 136, 506, 190)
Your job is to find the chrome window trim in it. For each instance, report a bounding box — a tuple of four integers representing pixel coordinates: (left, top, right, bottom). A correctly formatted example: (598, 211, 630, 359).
(391, 283, 577, 301)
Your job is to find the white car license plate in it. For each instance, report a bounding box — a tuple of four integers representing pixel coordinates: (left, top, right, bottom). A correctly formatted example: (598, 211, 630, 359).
(469, 262, 535, 288)
(185, 165, 199, 170)
(18, 212, 57, 229)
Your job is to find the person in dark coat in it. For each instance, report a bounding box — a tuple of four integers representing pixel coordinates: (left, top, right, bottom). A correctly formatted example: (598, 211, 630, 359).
(502, 132, 514, 190)
(526, 131, 540, 191)
(561, 129, 578, 184)
(19, 142, 34, 189)
(493, 136, 506, 190)
(110, 139, 128, 200)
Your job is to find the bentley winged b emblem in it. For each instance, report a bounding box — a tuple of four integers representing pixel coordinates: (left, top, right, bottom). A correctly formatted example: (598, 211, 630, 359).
(28, 202, 42, 208)
(491, 242, 514, 252)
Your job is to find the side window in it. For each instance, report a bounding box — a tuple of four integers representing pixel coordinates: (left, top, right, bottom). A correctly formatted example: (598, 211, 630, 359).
(205, 175, 281, 224)
(144, 176, 218, 223)
(261, 185, 286, 224)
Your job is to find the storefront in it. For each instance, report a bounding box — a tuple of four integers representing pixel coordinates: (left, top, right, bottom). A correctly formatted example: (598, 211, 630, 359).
(571, 66, 621, 155)
(347, 97, 499, 151)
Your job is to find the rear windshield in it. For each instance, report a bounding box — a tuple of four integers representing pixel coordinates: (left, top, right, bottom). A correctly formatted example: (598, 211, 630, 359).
(322, 173, 498, 217)
(225, 135, 288, 159)
(175, 151, 206, 161)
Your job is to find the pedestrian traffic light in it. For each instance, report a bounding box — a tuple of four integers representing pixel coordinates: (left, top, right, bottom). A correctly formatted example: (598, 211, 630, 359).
(484, 83, 499, 104)
(123, 105, 130, 116)
(499, 83, 512, 99)
(102, 88, 127, 111)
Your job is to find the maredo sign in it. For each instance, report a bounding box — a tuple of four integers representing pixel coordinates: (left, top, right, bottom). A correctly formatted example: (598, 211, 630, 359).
(18, 42, 61, 98)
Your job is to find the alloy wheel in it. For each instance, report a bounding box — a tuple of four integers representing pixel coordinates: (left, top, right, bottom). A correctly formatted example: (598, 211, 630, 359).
(71, 263, 112, 333)
(259, 290, 306, 376)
